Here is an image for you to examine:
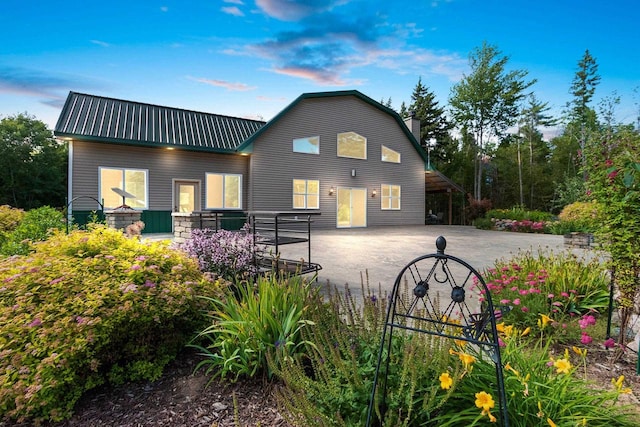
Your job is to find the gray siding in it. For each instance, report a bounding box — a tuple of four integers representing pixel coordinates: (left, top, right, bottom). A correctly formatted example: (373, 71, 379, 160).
(70, 140, 249, 211)
(249, 96, 425, 228)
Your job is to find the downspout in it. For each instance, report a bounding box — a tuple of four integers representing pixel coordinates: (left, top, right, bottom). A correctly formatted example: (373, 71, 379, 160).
(67, 140, 74, 225)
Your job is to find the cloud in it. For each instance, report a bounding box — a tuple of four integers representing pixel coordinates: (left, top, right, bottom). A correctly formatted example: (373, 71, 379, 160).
(255, 0, 350, 21)
(188, 76, 257, 91)
(221, 6, 244, 17)
(160, 6, 168, 12)
(0, 66, 104, 108)
(90, 40, 110, 47)
(224, 0, 244, 4)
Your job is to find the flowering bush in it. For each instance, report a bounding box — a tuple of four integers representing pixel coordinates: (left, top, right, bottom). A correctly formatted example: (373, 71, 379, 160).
(180, 223, 261, 280)
(0, 226, 220, 423)
(480, 249, 610, 338)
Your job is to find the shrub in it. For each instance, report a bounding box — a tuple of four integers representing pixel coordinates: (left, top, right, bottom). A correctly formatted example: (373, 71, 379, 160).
(180, 223, 261, 280)
(0, 205, 24, 233)
(0, 226, 220, 423)
(486, 206, 553, 222)
(465, 196, 492, 222)
(0, 206, 65, 256)
(192, 274, 314, 381)
(557, 201, 603, 233)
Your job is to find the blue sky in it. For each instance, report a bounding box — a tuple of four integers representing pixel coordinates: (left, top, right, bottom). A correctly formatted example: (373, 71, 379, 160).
(1, 0, 638, 133)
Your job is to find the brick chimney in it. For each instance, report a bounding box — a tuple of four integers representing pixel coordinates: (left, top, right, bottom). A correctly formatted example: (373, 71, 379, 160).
(403, 111, 421, 142)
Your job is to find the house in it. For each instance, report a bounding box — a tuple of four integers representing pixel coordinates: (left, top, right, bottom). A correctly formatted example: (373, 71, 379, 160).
(54, 90, 430, 233)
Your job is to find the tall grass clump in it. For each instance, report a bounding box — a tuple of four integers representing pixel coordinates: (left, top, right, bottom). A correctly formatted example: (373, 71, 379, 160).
(191, 273, 315, 381)
(434, 327, 636, 426)
(0, 226, 219, 423)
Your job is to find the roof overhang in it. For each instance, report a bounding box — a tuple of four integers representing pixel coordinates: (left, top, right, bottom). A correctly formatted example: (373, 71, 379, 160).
(425, 169, 465, 194)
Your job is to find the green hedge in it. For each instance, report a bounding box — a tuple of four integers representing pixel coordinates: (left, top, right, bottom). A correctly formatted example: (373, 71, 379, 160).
(0, 226, 221, 423)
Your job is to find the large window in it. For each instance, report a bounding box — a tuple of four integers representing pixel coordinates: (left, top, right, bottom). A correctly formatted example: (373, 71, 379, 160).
(293, 179, 319, 209)
(381, 184, 401, 210)
(99, 167, 148, 209)
(206, 173, 242, 209)
(293, 136, 320, 154)
(337, 131, 367, 159)
(381, 145, 401, 163)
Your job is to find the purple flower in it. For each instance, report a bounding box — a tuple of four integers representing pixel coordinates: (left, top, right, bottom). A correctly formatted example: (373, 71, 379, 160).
(28, 318, 42, 327)
(130, 264, 141, 271)
(144, 280, 156, 288)
(135, 256, 148, 261)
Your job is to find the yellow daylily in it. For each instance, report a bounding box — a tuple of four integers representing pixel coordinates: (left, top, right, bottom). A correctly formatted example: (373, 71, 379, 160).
(439, 372, 453, 390)
(538, 313, 552, 329)
(553, 357, 572, 375)
(547, 418, 557, 427)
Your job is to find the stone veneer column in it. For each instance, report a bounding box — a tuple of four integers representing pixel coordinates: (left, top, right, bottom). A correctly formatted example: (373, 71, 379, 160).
(104, 207, 142, 232)
(171, 212, 203, 243)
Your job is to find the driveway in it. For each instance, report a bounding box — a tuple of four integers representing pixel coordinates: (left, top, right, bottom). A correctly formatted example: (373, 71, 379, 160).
(276, 225, 578, 296)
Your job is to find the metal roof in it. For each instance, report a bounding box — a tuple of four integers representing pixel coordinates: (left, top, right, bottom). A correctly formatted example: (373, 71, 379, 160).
(54, 92, 266, 152)
(425, 169, 465, 194)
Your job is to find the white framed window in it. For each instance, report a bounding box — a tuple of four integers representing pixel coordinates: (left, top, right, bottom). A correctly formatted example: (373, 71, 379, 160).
(381, 184, 401, 210)
(381, 145, 401, 163)
(337, 131, 367, 159)
(293, 179, 319, 209)
(206, 173, 242, 209)
(293, 136, 320, 154)
(99, 167, 148, 209)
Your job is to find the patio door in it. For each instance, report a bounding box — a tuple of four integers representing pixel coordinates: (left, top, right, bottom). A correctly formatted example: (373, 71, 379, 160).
(174, 180, 200, 213)
(337, 187, 367, 228)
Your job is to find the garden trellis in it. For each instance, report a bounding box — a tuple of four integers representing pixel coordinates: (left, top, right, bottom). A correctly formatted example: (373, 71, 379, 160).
(367, 236, 509, 426)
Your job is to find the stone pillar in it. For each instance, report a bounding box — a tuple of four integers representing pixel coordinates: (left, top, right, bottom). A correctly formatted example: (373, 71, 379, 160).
(172, 212, 200, 244)
(105, 207, 142, 232)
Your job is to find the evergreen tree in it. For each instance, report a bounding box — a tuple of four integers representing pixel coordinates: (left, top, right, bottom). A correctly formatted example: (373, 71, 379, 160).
(408, 77, 452, 167)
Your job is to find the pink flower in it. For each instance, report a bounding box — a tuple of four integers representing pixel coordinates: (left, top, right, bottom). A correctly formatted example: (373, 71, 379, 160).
(511, 286, 518, 292)
(500, 299, 511, 305)
(548, 294, 555, 299)
(130, 264, 141, 271)
(521, 306, 529, 313)
(603, 338, 616, 349)
(519, 289, 528, 295)
(561, 292, 569, 298)
(28, 318, 42, 327)
(579, 315, 596, 329)
(513, 298, 521, 306)
(581, 333, 593, 345)
(498, 338, 506, 347)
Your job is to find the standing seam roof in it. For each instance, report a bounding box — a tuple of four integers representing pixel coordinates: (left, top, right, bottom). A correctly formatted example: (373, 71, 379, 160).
(54, 92, 266, 152)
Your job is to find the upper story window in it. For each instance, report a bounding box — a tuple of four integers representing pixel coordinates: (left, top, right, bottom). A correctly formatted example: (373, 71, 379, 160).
(381, 145, 401, 163)
(381, 184, 401, 210)
(337, 131, 367, 159)
(293, 136, 320, 154)
(99, 167, 148, 209)
(206, 173, 242, 209)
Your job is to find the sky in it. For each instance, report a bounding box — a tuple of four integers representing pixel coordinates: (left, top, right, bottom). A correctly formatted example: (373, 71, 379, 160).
(1, 0, 638, 135)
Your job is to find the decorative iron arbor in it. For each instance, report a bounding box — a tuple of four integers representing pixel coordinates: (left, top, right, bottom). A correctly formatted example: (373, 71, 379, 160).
(367, 236, 509, 426)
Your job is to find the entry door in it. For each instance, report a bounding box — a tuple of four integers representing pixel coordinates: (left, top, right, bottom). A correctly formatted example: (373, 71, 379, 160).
(174, 181, 200, 212)
(337, 187, 367, 228)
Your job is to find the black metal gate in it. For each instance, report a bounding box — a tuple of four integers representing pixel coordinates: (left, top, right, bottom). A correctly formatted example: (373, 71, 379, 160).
(366, 236, 509, 426)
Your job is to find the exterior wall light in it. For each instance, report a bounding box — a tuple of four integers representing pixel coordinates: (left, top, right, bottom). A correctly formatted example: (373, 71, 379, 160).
(351, 169, 356, 177)
(329, 186, 335, 195)
(371, 189, 377, 197)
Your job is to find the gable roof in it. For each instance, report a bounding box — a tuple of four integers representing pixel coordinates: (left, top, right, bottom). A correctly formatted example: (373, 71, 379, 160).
(54, 92, 265, 153)
(235, 90, 429, 163)
(425, 169, 465, 193)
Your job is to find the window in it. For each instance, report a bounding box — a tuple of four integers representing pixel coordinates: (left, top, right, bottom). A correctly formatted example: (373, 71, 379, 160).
(293, 136, 320, 154)
(337, 131, 366, 159)
(381, 145, 401, 163)
(206, 173, 242, 209)
(293, 179, 319, 209)
(381, 184, 401, 210)
(99, 167, 148, 209)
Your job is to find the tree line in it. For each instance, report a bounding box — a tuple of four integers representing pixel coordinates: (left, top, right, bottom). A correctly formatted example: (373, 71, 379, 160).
(386, 42, 638, 216)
